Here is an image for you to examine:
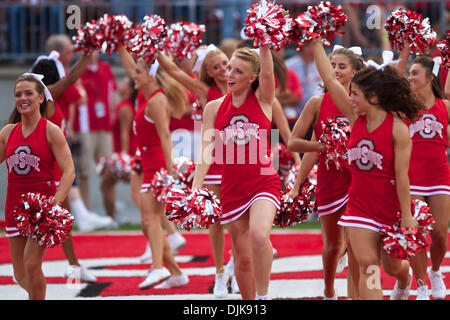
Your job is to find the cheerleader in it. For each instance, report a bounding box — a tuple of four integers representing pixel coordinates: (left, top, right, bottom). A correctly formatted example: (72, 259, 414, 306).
(0, 74, 75, 299)
(116, 43, 189, 289)
(312, 39, 421, 299)
(157, 47, 230, 297)
(396, 49, 450, 300)
(287, 45, 365, 299)
(192, 46, 280, 300)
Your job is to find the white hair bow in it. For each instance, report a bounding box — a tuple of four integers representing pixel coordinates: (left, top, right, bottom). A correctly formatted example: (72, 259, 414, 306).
(22, 73, 54, 101)
(364, 51, 400, 71)
(149, 60, 159, 77)
(432, 56, 441, 77)
(192, 44, 218, 73)
(333, 45, 362, 56)
(31, 50, 66, 80)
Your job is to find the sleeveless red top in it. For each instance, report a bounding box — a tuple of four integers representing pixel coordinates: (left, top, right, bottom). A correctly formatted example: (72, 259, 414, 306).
(312, 93, 351, 215)
(133, 89, 166, 176)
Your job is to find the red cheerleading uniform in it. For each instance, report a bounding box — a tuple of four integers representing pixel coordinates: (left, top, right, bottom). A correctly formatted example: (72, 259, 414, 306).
(203, 84, 224, 185)
(215, 91, 281, 224)
(4, 117, 57, 237)
(133, 89, 167, 193)
(112, 98, 137, 155)
(313, 93, 351, 217)
(405, 98, 450, 195)
(338, 113, 399, 232)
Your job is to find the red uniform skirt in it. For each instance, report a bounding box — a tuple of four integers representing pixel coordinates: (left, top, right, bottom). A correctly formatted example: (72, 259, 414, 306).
(409, 156, 450, 196)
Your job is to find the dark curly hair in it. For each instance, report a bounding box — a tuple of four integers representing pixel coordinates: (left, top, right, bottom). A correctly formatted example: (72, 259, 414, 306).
(30, 59, 61, 85)
(351, 65, 423, 122)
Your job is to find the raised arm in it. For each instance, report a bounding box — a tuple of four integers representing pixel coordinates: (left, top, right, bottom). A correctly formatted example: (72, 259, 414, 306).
(116, 43, 138, 78)
(47, 54, 90, 99)
(257, 46, 275, 106)
(311, 39, 355, 125)
(157, 53, 209, 105)
(395, 44, 410, 78)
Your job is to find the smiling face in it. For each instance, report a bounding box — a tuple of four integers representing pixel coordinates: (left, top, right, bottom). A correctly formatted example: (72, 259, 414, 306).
(350, 82, 375, 114)
(207, 52, 228, 84)
(331, 54, 356, 86)
(226, 56, 257, 93)
(132, 60, 152, 90)
(14, 81, 44, 116)
(407, 63, 432, 92)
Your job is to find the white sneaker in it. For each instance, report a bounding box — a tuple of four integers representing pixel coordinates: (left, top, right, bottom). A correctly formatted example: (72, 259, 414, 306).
(336, 252, 348, 274)
(139, 243, 152, 263)
(139, 267, 170, 289)
(323, 288, 338, 300)
(225, 255, 235, 278)
(168, 233, 186, 255)
(416, 285, 430, 300)
(230, 275, 240, 294)
(77, 213, 113, 232)
(64, 265, 97, 282)
(154, 273, 189, 289)
(429, 269, 446, 300)
(390, 268, 412, 300)
(213, 272, 228, 298)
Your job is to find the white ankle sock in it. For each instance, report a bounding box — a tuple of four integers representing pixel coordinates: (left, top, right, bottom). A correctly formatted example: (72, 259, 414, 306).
(70, 199, 91, 220)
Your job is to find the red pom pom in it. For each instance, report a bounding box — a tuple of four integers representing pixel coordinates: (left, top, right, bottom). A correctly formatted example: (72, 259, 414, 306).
(165, 22, 206, 60)
(380, 199, 435, 259)
(96, 152, 132, 181)
(13, 193, 74, 248)
(128, 14, 168, 65)
(97, 14, 134, 56)
(130, 150, 142, 174)
(290, 1, 347, 50)
(165, 187, 221, 231)
(437, 30, 450, 69)
(384, 8, 437, 54)
(191, 99, 202, 121)
(319, 118, 351, 171)
(243, 0, 292, 50)
(272, 143, 294, 182)
(73, 20, 103, 55)
(173, 157, 195, 188)
(274, 181, 315, 228)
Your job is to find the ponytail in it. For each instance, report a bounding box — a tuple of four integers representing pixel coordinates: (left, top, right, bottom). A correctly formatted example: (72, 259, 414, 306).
(155, 68, 187, 119)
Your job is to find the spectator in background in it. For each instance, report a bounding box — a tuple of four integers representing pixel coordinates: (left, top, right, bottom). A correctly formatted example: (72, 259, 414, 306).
(76, 51, 117, 210)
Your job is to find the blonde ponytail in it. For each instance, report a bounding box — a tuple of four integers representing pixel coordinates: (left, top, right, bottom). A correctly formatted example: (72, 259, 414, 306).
(155, 68, 187, 119)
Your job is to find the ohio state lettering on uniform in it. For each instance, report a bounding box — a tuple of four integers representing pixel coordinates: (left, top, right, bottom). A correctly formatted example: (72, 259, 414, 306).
(409, 114, 444, 139)
(6, 145, 41, 175)
(220, 115, 261, 145)
(347, 139, 383, 171)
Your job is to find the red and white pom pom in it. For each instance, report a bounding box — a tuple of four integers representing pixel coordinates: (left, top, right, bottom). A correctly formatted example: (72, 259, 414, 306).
(150, 168, 177, 202)
(243, 0, 292, 50)
(191, 99, 202, 121)
(96, 152, 132, 181)
(437, 30, 450, 69)
(274, 181, 315, 228)
(165, 21, 205, 60)
(380, 199, 434, 259)
(285, 164, 318, 187)
(272, 143, 294, 181)
(290, 1, 347, 50)
(73, 20, 103, 55)
(128, 14, 168, 64)
(96, 14, 134, 56)
(384, 8, 437, 54)
(166, 187, 221, 231)
(319, 118, 351, 171)
(13, 193, 74, 248)
(130, 149, 142, 174)
(173, 157, 195, 187)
